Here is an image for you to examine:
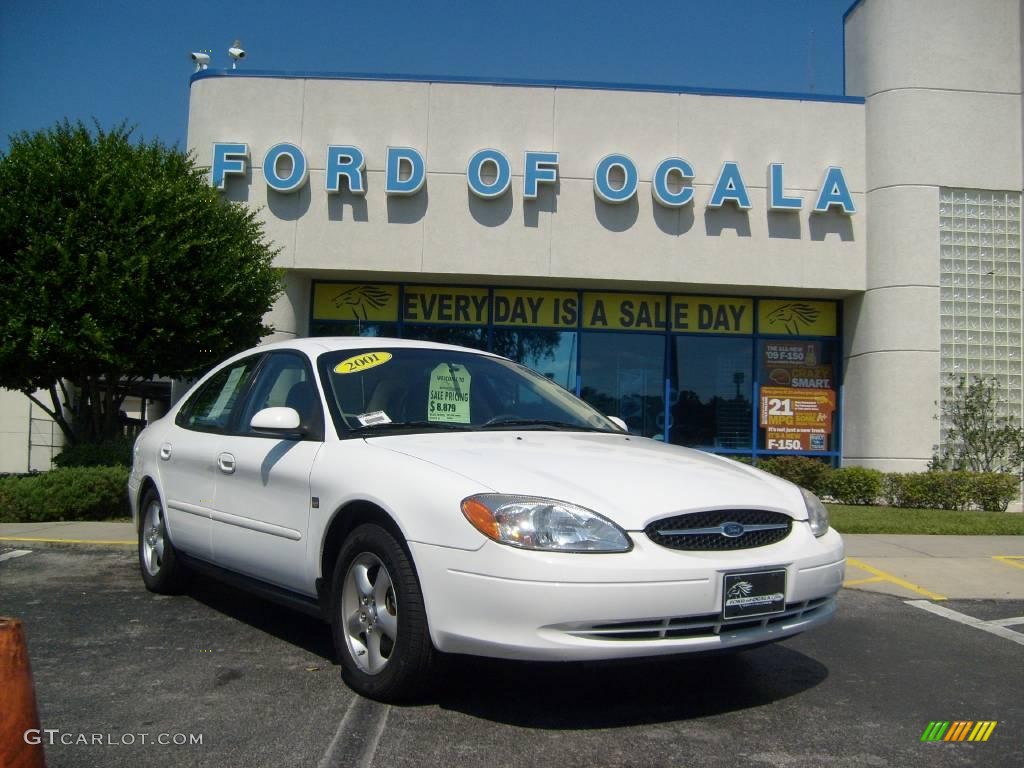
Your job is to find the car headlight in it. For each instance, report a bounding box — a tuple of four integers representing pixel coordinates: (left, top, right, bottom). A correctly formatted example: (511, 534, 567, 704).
(461, 494, 632, 553)
(800, 487, 830, 537)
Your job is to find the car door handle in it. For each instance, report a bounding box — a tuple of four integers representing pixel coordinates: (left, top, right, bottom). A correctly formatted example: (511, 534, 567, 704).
(159, 443, 172, 461)
(217, 452, 236, 474)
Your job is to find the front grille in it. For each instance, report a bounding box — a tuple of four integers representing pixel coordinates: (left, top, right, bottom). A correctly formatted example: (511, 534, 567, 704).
(645, 509, 793, 551)
(565, 597, 833, 641)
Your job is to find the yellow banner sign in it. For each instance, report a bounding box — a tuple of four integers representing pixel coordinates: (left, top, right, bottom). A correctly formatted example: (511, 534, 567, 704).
(403, 286, 489, 325)
(493, 289, 578, 328)
(672, 296, 753, 334)
(758, 300, 837, 337)
(582, 293, 668, 330)
(314, 284, 838, 338)
(313, 283, 399, 322)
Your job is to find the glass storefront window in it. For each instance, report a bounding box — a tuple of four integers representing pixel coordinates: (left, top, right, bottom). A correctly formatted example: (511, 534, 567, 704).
(310, 321, 398, 337)
(757, 339, 838, 453)
(580, 332, 665, 438)
(670, 337, 753, 449)
(308, 282, 843, 461)
(492, 329, 578, 391)
(402, 325, 488, 350)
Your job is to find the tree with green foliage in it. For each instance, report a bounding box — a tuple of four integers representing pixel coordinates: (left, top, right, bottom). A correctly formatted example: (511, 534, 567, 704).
(0, 120, 282, 445)
(933, 375, 1024, 481)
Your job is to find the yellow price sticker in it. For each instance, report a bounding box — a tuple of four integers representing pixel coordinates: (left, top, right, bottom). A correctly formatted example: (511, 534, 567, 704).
(334, 351, 393, 375)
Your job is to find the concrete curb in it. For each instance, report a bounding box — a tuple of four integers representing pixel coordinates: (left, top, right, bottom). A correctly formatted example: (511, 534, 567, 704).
(0, 521, 135, 548)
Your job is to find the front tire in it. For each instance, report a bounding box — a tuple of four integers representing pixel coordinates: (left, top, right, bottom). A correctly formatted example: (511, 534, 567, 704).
(331, 523, 435, 702)
(138, 488, 189, 594)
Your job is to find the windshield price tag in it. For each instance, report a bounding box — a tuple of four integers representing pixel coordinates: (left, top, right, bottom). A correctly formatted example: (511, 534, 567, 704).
(428, 363, 471, 423)
(356, 411, 392, 427)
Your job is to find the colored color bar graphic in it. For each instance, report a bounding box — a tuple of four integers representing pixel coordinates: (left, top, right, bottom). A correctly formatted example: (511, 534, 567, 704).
(968, 722, 997, 742)
(921, 722, 949, 741)
(921, 720, 997, 742)
(944, 721, 972, 741)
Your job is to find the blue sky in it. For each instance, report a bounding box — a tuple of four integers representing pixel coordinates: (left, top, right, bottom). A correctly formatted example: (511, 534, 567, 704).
(1, 0, 854, 150)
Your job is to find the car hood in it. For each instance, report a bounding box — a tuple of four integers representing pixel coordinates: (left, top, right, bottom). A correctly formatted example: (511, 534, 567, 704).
(366, 431, 806, 530)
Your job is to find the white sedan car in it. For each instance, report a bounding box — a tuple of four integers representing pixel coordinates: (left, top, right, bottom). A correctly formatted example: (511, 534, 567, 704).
(129, 337, 844, 701)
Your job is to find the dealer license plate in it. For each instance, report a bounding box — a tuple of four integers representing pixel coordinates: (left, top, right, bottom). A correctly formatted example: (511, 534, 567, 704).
(722, 570, 787, 620)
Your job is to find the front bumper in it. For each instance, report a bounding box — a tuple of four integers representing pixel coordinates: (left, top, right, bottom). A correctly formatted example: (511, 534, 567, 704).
(410, 525, 844, 661)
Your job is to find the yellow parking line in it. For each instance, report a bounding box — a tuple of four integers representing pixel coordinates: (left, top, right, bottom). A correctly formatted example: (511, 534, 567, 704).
(0, 536, 134, 546)
(993, 556, 1024, 571)
(845, 557, 947, 601)
(842, 576, 885, 586)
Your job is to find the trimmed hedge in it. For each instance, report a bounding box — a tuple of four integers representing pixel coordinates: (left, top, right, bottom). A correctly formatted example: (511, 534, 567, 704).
(885, 472, 971, 511)
(969, 473, 1020, 512)
(823, 467, 884, 506)
(53, 438, 133, 468)
(753, 458, 1019, 512)
(755, 456, 831, 496)
(0, 466, 130, 523)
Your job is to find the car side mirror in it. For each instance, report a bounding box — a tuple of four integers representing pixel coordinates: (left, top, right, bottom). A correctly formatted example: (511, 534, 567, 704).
(607, 416, 628, 432)
(250, 407, 306, 438)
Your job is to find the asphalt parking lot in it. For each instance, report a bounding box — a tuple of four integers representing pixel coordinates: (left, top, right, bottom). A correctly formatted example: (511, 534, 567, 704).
(1, 545, 1022, 768)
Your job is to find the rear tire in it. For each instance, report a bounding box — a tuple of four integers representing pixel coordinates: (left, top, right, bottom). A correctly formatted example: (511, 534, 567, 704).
(138, 488, 189, 594)
(331, 523, 436, 702)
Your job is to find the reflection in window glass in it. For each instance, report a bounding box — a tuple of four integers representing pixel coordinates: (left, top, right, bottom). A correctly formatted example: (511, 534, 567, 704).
(580, 332, 665, 438)
(670, 337, 753, 449)
(492, 330, 578, 391)
(310, 321, 398, 338)
(238, 353, 316, 435)
(317, 347, 614, 436)
(177, 358, 259, 433)
(402, 326, 487, 350)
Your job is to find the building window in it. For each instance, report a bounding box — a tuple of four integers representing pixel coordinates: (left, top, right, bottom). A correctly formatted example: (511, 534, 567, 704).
(670, 336, 753, 450)
(756, 339, 838, 453)
(492, 329, 578, 391)
(579, 332, 665, 439)
(939, 188, 1024, 445)
(310, 320, 398, 337)
(309, 281, 842, 461)
(401, 325, 488, 350)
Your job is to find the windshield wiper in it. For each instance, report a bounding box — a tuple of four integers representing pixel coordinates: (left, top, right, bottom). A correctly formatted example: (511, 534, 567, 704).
(479, 418, 612, 432)
(348, 420, 473, 434)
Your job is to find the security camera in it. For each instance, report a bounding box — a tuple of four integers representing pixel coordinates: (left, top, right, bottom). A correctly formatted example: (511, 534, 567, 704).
(228, 40, 245, 68)
(190, 52, 210, 71)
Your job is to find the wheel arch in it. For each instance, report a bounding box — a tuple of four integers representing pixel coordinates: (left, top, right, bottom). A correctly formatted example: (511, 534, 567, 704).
(136, 476, 160, 532)
(319, 500, 411, 598)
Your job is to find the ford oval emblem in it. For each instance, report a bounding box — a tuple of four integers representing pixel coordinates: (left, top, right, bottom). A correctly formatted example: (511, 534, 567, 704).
(721, 522, 745, 538)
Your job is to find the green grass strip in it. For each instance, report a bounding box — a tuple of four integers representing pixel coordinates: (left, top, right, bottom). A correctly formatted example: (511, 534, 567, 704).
(827, 504, 1024, 535)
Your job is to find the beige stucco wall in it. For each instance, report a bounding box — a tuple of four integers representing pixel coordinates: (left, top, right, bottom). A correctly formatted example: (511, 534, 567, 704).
(0, 388, 63, 473)
(844, 0, 1023, 471)
(187, 76, 867, 333)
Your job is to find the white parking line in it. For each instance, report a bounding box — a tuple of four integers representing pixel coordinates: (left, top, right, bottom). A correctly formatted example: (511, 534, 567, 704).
(988, 616, 1024, 627)
(0, 549, 32, 563)
(318, 695, 391, 768)
(906, 600, 1024, 647)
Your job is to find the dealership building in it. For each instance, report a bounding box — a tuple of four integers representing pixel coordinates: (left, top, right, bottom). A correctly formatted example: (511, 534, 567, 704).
(3, 0, 1023, 474)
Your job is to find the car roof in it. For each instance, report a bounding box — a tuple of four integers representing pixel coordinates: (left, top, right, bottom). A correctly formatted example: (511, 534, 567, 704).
(254, 336, 501, 359)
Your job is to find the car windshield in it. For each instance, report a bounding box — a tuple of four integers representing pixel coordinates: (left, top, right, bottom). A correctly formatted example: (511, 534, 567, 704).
(317, 346, 618, 437)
